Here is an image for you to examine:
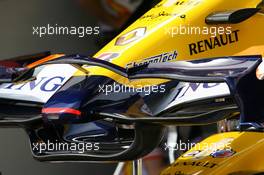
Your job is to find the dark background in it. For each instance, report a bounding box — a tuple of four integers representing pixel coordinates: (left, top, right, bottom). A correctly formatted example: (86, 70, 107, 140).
(0, 0, 99, 58)
(0, 0, 115, 174)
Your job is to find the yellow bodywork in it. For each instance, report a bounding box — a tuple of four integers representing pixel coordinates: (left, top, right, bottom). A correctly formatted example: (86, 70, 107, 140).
(87, 0, 264, 85)
(37, 0, 264, 174)
(161, 132, 264, 175)
(89, 1, 264, 174)
(88, 0, 264, 174)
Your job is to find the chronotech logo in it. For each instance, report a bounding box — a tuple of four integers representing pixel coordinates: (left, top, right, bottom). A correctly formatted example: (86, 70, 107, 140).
(188, 30, 240, 55)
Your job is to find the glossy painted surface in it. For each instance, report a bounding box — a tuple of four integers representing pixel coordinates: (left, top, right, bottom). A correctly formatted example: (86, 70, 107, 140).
(0, 0, 263, 165)
(90, 0, 264, 84)
(161, 132, 264, 175)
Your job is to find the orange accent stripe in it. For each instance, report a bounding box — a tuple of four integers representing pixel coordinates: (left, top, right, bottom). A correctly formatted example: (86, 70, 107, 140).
(42, 108, 81, 116)
(27, 54, 65, 69)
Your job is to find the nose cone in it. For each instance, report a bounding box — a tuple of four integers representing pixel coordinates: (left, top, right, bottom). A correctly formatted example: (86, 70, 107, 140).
(42, 75, 112, 124)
